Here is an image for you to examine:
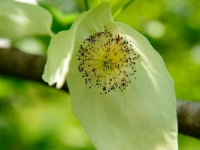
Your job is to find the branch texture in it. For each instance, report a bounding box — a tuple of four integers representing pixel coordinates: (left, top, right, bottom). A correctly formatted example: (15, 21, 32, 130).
(0, 48, 200, 139)
(177, 100, 200, 139)
(0, 48, 69, 92)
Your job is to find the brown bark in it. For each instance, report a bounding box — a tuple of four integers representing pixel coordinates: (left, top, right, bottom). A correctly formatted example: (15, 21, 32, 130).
(177, 100, 200, 139)
(0, 47, 69, 92)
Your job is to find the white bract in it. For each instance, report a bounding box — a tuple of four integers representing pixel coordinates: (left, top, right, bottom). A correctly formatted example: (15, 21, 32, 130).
(0, 0, 52, 40)
(43, 2, 178, 150)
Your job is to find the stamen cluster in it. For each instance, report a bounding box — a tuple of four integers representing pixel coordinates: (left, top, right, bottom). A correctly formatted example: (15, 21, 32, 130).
(77, 29, 139, 94)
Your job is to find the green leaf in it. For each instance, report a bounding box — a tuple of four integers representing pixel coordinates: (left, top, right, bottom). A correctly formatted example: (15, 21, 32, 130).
(0, 1, 53, 40)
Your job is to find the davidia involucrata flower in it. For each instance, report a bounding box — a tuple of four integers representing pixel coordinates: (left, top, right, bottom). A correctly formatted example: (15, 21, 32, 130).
(43, 2, 178, 150)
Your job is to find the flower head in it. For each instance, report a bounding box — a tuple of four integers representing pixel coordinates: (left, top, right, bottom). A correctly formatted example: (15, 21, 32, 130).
(43, 2, 178, 150)
(77, 28, 139, 94)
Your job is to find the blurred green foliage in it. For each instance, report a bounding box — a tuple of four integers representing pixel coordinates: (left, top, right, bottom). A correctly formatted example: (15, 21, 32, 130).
(0, 0, 200, 149)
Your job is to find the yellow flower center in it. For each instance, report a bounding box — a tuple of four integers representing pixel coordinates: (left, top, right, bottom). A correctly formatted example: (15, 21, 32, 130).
(77, 29, 139, 94)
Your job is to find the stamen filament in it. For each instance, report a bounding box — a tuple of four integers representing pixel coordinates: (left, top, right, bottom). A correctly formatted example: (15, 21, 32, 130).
(77, 28, 139, 94)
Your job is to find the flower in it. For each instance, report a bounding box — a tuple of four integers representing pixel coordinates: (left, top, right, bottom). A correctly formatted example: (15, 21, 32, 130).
(43, 2, 178, 150)
(77, 29, 140, 94)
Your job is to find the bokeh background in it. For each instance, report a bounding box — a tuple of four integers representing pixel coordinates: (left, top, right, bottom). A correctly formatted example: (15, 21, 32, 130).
(0, 0, 200, 149)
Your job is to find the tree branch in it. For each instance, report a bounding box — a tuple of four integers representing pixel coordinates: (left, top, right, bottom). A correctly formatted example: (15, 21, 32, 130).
(0, 47, 200, 139)
(0, 47, 69, 92)
(177, 100, 200, 139)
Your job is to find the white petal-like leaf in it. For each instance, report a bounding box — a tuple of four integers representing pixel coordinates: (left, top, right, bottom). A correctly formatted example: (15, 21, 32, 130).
(43, 2, 178, 150)
(0, 1, 52, 40)
(43, 3, 112, 88)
